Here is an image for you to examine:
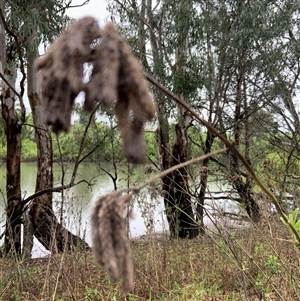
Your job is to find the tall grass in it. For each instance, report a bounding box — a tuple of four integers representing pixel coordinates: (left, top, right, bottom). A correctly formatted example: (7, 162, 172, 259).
(1, 213, 300, 301)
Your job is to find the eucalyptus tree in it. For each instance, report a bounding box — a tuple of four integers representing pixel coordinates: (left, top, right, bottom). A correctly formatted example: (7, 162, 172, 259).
(107, 0, 300, 231)
(0, 0, 89, 256)
(198, 0, 265, 221)
(0, 0, 26, 255)
(242, 0, 300, 206)
(189, 0, 300, 217)
(108, 0, 205, 237)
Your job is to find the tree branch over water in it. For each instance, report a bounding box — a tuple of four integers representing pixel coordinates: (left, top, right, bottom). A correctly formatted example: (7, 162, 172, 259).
(21, 179, 92, 207)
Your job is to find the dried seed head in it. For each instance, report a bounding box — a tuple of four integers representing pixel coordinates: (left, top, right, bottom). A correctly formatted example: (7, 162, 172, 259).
(91, 192, 134, 293)
(36, 18, 156, 161)
(114, 31, 156, 163)
(36, 17, 101, 133)
(115, 97, 146, 163)
(84, 23, 120, 111)
(117, 35, 156, 123)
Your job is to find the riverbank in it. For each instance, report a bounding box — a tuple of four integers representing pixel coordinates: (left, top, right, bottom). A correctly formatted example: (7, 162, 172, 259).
(0, 220, 299, 300)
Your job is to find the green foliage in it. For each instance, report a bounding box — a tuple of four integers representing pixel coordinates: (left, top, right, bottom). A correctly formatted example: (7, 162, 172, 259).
(280, 208, 300, 243)
(4, 0, 71, 56)
(265, 255, 281, 275)
(145, 131, 158, 163)
(52, 119, 129, 162)
(21, 139, 37, 160)
(13, 111, 158, 163)
(84, 287, 103, 300)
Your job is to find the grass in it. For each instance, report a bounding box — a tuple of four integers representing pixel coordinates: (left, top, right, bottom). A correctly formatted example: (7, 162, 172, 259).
(0, 219, 300, 301)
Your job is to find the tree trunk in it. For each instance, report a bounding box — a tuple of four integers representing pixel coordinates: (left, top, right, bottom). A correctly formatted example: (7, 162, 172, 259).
(1, 65, 23, 256)
(166, 0, 198, 238)
(155, 86, 198, 239)
(27, 52, 89, 252)
(231, 175, 260, 222)
(149, 0, 198, 238)
(168, 123, 198, 238)
(156, 101, 173, 233)
(0, 12, 24, 255)
(196, 131, 214, 234)
(230, 47, 261, 222)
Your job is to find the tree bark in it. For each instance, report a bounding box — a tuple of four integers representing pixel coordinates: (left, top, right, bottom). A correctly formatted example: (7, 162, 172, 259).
(1, 69, 23, 256)
(147, 0, 199, 238)
(0, 11, 24, 255)
(167, 0, 198, 238)
(168, 123, 198, 238)
(196, 131, 214, 234)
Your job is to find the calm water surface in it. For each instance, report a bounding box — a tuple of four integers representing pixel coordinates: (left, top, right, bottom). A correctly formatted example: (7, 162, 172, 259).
(0, 162, 168, 257)
(0, 162, 238, 257)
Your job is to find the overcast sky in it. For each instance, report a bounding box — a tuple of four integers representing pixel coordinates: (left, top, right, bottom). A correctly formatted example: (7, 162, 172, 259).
(66, 0, 109, 25)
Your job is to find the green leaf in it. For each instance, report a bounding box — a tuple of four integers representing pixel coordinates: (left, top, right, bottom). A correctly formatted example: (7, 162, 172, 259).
(294, 220, 300, 231)
(290, 208, 299, 224)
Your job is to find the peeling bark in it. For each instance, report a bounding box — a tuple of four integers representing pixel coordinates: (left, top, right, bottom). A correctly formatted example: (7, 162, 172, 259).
(0, 2, 26, 256)
(2, 88, 23, 255)
(0, 59, 23, 255)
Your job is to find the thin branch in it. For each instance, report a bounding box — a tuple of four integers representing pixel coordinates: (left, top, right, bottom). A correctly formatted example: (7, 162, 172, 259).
(66, 2, 90, 9)
(23, 122, 53, 134)
(77, 142, 104, 165)
(99, 165, 117, 184)
(56, 0, 90, 13)
(129, 148, 228, 193)
(0, 72, 21, 99)
(21, 180, 90, 207)
(70, 104, 100, 185)
(146, 154, 159, 171)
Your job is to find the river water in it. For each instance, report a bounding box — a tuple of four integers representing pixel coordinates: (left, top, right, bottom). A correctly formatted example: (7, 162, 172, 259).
(0, 162, 239, 257)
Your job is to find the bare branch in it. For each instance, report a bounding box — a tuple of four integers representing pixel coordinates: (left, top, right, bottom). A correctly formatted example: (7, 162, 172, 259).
(70, 104, 100, 185)
(21, 179, 91, 207)
(67, 1, 90, 9)
(56, 0, 90, 13)
(0, 72, 21, 99)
